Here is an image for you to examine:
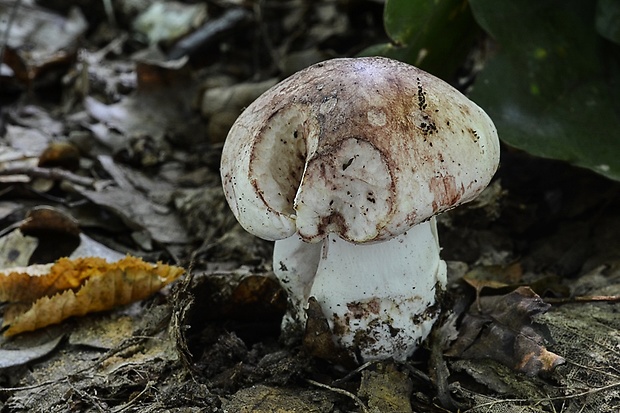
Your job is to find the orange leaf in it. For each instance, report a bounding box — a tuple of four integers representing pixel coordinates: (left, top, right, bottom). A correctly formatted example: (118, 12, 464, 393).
(1, 256, 184, 336)
(0, 257, 109, 302)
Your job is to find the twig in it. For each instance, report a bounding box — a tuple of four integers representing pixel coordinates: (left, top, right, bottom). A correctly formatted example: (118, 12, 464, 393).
(427, 325, 464, 411)
(167, 8, 252, 60)
(65, 378, 108, 413)
(306, 378, 370, 413)
(331, 360, 376, 385)
(111, 381, 155, 413)
(544, 295, 620, 304)
(0, 165, 101, 188)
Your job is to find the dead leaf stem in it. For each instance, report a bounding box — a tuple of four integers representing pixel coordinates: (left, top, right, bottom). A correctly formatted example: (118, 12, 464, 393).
(0, 165, 102, 188)
(110, 381, 155, 413)
(306, 378, 370, 413)
(331, 360, 376, 386)
(543, 295, 620, 304)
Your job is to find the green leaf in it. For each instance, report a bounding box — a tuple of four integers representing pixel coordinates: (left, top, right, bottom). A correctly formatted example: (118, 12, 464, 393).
(469, 0, 620, 181)
(360, 0, 480, 80)
(596, 0, 620, 44)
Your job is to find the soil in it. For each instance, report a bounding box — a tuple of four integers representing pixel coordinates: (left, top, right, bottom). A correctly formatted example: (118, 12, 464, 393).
(0, 1, 619, 412)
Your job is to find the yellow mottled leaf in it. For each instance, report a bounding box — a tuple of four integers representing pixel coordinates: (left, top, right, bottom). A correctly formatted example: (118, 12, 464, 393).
(1, 256, 184, 336)
(0, 257, 110, 302)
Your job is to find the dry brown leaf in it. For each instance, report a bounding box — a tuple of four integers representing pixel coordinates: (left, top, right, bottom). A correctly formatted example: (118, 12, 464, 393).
(462, 263, 523, 294)
(0, 256, 184, 336)
(446, 286, 565, 376)
(0, 3, 87, 85)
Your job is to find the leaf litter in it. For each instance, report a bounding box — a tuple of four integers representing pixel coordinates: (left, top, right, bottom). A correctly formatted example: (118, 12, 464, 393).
(446, 286, 565, 377)
(0, 256, 184, 336)
(1, 1, 620, 412)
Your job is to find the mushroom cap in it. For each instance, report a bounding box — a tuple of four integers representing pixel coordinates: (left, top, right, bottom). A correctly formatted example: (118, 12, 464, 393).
(221, 57, 500, 243)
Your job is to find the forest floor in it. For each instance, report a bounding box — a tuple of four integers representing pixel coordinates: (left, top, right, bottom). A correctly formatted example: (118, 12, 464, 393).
(0, 1, 619, 412)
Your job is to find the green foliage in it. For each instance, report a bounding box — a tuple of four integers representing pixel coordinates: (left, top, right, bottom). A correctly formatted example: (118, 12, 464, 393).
(360, 0, 480, 80)
(469, 0, 620, 181)
(596, 0, 620, 44)
(366, 0, 620, 181)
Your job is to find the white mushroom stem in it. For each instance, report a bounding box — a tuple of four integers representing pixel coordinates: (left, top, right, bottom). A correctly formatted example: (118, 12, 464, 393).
(273, 217, 447, 362)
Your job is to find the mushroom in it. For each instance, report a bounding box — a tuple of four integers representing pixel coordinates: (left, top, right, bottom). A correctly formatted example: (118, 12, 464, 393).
(220, 57, 500, 362)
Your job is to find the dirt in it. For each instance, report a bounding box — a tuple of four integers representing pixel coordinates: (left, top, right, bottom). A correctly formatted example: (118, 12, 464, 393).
(1, 1, 619, 412)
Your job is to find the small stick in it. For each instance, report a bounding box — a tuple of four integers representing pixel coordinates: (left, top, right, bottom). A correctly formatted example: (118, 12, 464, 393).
(306, 378, 370, 413)
(167, 8, 252, 60)
(331, 360, 376, 385)
(544, 295, 620, 304)
(0, 165, 99, 188)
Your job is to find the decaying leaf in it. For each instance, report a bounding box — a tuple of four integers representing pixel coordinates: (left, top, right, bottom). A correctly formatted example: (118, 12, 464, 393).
(462, 263, 523, 294)
(0, 3, 87, 85)
(358, 362, 413, 413)
(446, 286, 565, 376)
(133, 1, 208, 45)
(0, 334, 64, 369)
(221, 384, 335, 413)
(0, 229, 38, 268)
(302, 297, 355, 367)
(463, 263, 570, 301)
(0, 256, 184, 336)
(71, 171, 191, 245)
